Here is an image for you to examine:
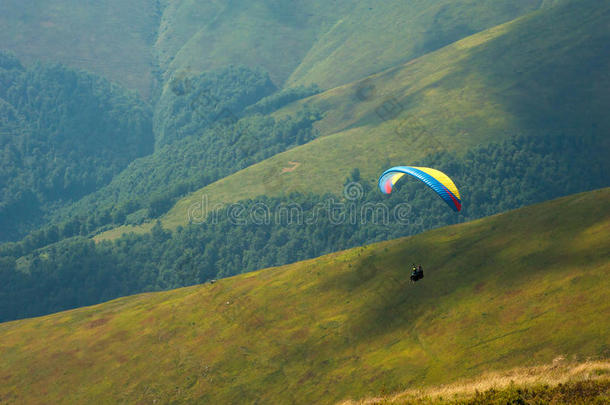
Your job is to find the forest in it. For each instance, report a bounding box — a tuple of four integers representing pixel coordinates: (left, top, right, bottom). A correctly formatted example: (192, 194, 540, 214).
(0, 53, 322, 243)
(0, 51, 153, 241)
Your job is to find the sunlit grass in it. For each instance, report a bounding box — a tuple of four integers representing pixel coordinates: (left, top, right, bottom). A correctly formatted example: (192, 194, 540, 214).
(341, 360, 610, 404)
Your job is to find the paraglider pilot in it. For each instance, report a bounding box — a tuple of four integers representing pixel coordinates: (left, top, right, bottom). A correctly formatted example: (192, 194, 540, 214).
(410, 264, 424, 282)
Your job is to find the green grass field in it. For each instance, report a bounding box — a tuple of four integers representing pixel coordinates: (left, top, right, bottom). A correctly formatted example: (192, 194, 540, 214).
(3, 188, 609, 404)
(95, 0, 610, 239)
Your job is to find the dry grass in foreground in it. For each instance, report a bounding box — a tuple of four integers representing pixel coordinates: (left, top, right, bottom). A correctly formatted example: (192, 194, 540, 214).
(340, 358, 610, 404)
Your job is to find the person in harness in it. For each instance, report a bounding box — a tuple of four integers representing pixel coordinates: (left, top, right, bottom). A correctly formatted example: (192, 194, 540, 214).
(417, 264, 424, 280)
(410, 264, 424, 282)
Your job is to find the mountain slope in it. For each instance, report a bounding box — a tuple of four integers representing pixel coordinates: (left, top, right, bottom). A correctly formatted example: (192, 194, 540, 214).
(1, 188, 609, 404)
(0, 0, 544, 96)
(161, 0, 546, 89)
(0, 0, 160, 97)
(284, 0, 553, 89)
(98, 0, 610, 238)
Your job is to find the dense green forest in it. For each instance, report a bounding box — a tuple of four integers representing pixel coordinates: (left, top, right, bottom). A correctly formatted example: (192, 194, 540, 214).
(49, 108, 322, 231)
(154, 65, 277, 147)
(0, 51, 153, 241)
(0, 54, 322, 243)
(1, 132, 607, 322)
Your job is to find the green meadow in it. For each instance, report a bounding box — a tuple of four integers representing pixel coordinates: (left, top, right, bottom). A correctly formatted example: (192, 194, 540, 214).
(3, 188, 609, 404)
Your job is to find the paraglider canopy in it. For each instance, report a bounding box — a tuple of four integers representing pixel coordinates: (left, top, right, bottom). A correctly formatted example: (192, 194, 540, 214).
(378, 166, 462, 212)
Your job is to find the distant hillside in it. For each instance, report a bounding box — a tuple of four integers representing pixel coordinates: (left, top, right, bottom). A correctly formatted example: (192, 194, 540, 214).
(99, 0, 610, 237)
(1, 188, 608, 404)
(161, 0, 547, 89)
(0, 0, 160, 97)
(0, 0, 547, 96)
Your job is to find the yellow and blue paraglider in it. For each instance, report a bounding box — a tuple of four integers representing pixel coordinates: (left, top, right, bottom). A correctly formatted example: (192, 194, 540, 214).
(378, 166, 462, 212)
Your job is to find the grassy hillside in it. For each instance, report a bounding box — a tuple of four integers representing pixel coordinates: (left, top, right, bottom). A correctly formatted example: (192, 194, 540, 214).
(0, 0, 543, 96)
(0, 0, 160, 97)
(161, 0, 545, 89)
(2, 188, 609, 404)
(284, 0, 553, 89)
(95, 0, 610, 238)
